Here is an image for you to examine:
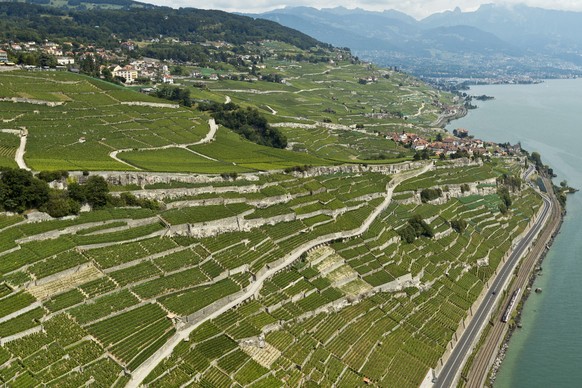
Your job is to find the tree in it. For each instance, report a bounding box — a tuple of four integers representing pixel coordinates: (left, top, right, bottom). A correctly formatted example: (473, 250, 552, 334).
(67, 182, 86, 203)
(84, 176, 110, 209)
(39, 52, 57, 68)
(101, 67, 113, 81)
(497, 186, 512, 214)
(450, 219, 467, 233)
(171, 65, 185, 76)
(42, 190, 80, 218)
(0, 168, 49, 213)
(420, 188, 442, 203)
(398, 214, 434, 243)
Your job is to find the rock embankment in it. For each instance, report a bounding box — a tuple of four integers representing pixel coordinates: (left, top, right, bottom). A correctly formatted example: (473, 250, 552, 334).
(0, 97, 64, 107)
(120, 101, 179, 108)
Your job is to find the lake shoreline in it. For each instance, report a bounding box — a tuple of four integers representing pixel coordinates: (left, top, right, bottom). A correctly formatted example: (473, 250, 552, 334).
(489, 206, 565, 385)
(445, 91, 568, 386)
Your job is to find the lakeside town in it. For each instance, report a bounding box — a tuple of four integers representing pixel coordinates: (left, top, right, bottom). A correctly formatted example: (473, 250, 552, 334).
(390, 128, 521, 159)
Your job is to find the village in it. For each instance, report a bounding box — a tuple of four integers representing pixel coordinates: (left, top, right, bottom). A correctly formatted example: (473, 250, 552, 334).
(0, 39, 266, 84)
(1, 39, 522, 162)
(389, 128, 521, 159)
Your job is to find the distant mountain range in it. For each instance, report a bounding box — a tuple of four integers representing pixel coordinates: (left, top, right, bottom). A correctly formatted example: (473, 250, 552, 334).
(250, 5, 582, 78)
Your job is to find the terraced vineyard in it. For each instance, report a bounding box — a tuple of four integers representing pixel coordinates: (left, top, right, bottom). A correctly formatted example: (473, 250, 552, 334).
(185, 46, 450, 164)
(0, 157, 543, 387)
(0, 71, 329, 172)
(0, 41, 545, 387)
(0, 46, 451, 172)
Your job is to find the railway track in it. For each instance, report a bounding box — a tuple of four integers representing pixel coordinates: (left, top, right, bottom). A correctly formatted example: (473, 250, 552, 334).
(463, 177, 562, 387)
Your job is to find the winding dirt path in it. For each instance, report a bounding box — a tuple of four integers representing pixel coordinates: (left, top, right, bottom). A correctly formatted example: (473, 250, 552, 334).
(15, 128, 30, 171)
(126, 162, 433, 387)
(109, 119, 219, 168)
(266, 105, 277, 115)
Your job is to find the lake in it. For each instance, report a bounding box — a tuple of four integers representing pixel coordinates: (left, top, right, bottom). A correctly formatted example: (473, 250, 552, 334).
(446, 79, 582, 387)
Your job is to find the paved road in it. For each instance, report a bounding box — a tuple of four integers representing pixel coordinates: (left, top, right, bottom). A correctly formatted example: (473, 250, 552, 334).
(464, 176, 561, 387)
(435, 191, 552, 388)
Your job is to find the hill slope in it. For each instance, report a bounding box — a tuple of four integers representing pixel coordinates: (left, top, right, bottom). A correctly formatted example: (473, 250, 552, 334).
(0, 2, 322, 49)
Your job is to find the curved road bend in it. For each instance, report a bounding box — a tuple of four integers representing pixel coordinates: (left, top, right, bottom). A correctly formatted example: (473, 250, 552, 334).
(435, 192, 552, 388)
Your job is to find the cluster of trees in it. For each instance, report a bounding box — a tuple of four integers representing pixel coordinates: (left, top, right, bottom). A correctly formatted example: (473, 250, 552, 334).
(420, 188, 442, 203)
(497, 186, 512, 214)
(449, 149, 470, 159)
(261, 73, 284, 83)
(11, 52, 57, 67)
(497, 173, 522, 192)
(413, 149, 431, 160)
(37, 170, 69, 182)
(398, 215, 434, 243)
(0, 168, 159, 217)
(450, 218, 467, 233)
(198, 101, 287, 149)
(67, 0, 137, 7)
(528, 150, 555, 176)
(153, 86, 192, 107)
(220, 172, 238, 181)
(496, 173, 521, 214)
(0, 169, 50, 214)
(284, 165, 312, 174)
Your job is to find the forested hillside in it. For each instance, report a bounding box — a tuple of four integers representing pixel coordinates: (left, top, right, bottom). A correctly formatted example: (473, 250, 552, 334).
(0, 2, 322, 49)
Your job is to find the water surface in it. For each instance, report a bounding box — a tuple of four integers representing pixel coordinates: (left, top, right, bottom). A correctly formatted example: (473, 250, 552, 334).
(446, 79, 582, 387)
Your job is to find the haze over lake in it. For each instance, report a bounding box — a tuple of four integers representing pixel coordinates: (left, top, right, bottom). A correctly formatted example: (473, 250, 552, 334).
(447, 79, 582, 387)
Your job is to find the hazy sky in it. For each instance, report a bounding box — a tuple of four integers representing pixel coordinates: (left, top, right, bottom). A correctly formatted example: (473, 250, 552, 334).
(141, 0, 582, 18)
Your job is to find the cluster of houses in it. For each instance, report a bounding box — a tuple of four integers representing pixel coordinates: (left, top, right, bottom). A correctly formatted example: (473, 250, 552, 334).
(1, 41, 75, 66)
(0, 40, 179, 84)
(108, 59, 173, 84)
(390, 129, 520, 157)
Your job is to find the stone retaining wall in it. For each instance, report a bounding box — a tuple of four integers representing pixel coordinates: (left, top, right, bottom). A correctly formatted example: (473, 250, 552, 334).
(120, 101, 179, 108)
(0, 97, 64, 106)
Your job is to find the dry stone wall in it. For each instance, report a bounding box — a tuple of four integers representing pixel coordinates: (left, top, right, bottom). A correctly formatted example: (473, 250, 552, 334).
(395, 179, 498, 205)
(0, 97, 64, 106)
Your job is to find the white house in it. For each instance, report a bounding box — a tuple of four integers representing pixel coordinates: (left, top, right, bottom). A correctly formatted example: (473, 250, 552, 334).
(57, 57, 75, 65)
(112, 65, 139, 83)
